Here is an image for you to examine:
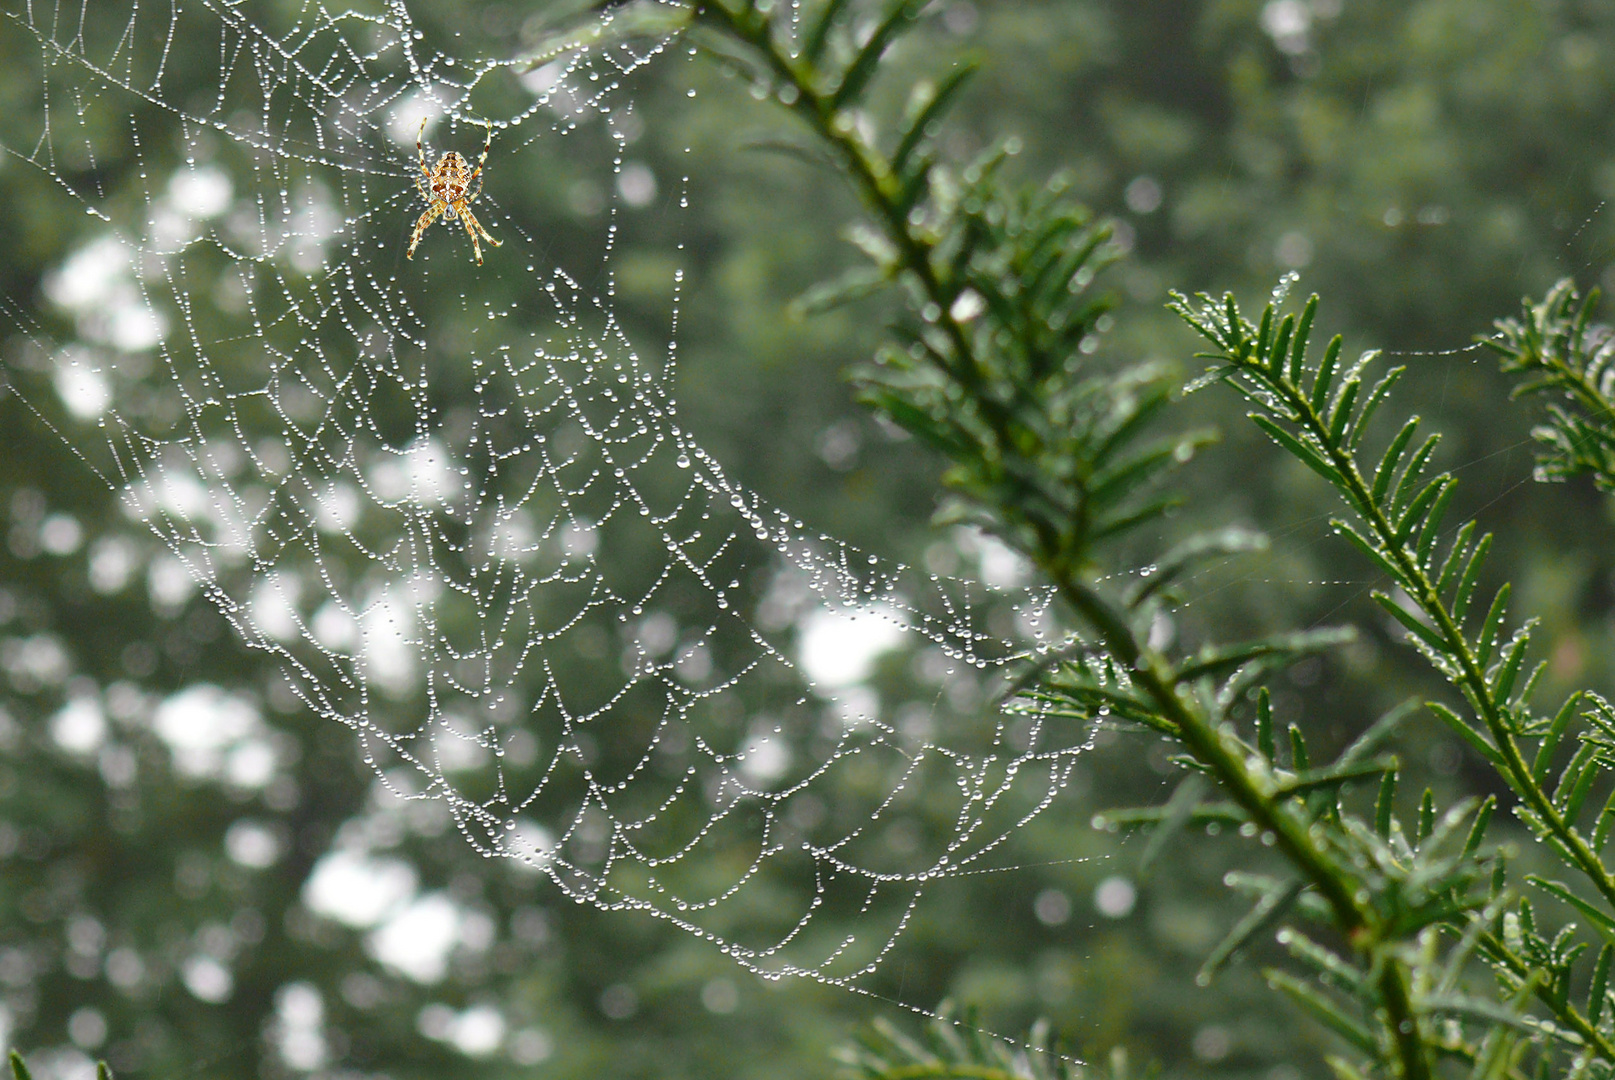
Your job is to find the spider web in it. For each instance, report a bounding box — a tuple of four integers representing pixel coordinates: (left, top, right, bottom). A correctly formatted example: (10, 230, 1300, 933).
(0, 0, 1096, 991)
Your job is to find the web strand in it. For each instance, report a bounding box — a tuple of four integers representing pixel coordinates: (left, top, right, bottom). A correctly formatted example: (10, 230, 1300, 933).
(1, 0, 1097, 1000)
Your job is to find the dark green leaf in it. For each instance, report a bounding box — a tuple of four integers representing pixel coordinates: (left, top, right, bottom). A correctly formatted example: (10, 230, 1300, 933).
(1372, 417, 1421, 505)
(1272, 313, 1297, 380)
(1372, 590, 1447, 652)
(1088, 378, 1174, 462)
(829, 0, 927, 111)
(1593, 788, 1615, 851)
(1435, 520, 1477, 597)
(739, 132, 839, 169)
(1590, 944, 1612, 1026)
(1289, 297, 1318, 386)
(1257, 688, 1277, 762)
(1289, 724, 1310, 771)
(1414, 480, 1459, 568)
(1489, 639, 1529, 719)
(1348, 366, 1406, 451)
(1375, 769, 1396, 837)
(1325, 1056, 1372, 1080)
(802, 0, 856, 62)
(1086, 440, 1184, 507)
(1529, 876, 1615, 942)
(1273, 756, 1397, 797)
(1475, 584, 1511, 667)
(1390, 434, 1442, 515)
(1423, 993, 1544, 1038)
(1173, 628, 1353, 685)
(1426, 702, 1504, 768)
(1096, 802, 1249, 829)
(1466, 1010, 1522, 1080)
(1460, 795, 1496, 859)
(1331, 519, 1402, 581)
(791, 265, 892, 315)
(1124, 528, 1267, 608)
(1250, 414, 1341, 488)
(1554, 743, 1597, 819)
(1139, 775, 1205, 876)
(1264, 971, 1377, 1053)
(1199, 880, 1304, 983)
(1394, 475, 1450, 546)
(1452, 533, 1493, 622)
(1309, 334, 1343, 415)
(1277, 927, 1366, 992)
(1327, 375, 1360, 445)
(1339, 698, 1421, 768)
(1091, 492, 1186, 543)
(1255, 304, 1275, 369)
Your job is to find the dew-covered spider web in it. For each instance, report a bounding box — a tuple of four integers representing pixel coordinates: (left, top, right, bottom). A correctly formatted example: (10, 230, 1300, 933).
(0, 0, 1101, 991)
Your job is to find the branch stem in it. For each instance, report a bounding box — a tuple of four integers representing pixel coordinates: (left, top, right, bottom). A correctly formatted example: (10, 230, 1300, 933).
(1272, 367, 1615, 915)
(693, 9, 1435, 1077)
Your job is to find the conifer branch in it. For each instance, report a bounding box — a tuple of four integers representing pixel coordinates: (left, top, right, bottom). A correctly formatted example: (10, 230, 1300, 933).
(612, 4, 1615, 1079)
(1173, 288, 1615, 1068)
(686, 5, 1464, 1079)
(1489, 279, 1615, 490)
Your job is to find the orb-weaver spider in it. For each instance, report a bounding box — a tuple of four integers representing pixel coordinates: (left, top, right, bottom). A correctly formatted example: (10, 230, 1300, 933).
(407, 117, 502, 265)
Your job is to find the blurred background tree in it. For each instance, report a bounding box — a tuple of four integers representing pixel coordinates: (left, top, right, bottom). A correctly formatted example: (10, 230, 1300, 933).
(1, 1, 1613, 1078)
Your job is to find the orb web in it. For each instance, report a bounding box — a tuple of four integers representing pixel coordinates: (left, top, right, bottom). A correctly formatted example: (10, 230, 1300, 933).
(1, 0, 1098, 986)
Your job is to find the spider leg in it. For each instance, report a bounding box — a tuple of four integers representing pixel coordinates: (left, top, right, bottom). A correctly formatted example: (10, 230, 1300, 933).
(465, 122, 493, 201)
(462, 205, 501, 253)
(474, 119, 492, 175)
(453, 203, 488, 264)
(407, 203, 443, 260)
(417, 118, 429, 178)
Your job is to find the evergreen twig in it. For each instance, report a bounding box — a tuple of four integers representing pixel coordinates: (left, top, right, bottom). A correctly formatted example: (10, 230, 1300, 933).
(531, 4, 1615, 1079)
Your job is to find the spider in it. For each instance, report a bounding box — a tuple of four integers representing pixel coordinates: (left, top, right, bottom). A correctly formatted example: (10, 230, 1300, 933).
(407, 117, 502, 265)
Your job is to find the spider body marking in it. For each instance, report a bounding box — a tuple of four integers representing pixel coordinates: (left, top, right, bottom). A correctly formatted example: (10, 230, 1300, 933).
(407, 117, 502, 265)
